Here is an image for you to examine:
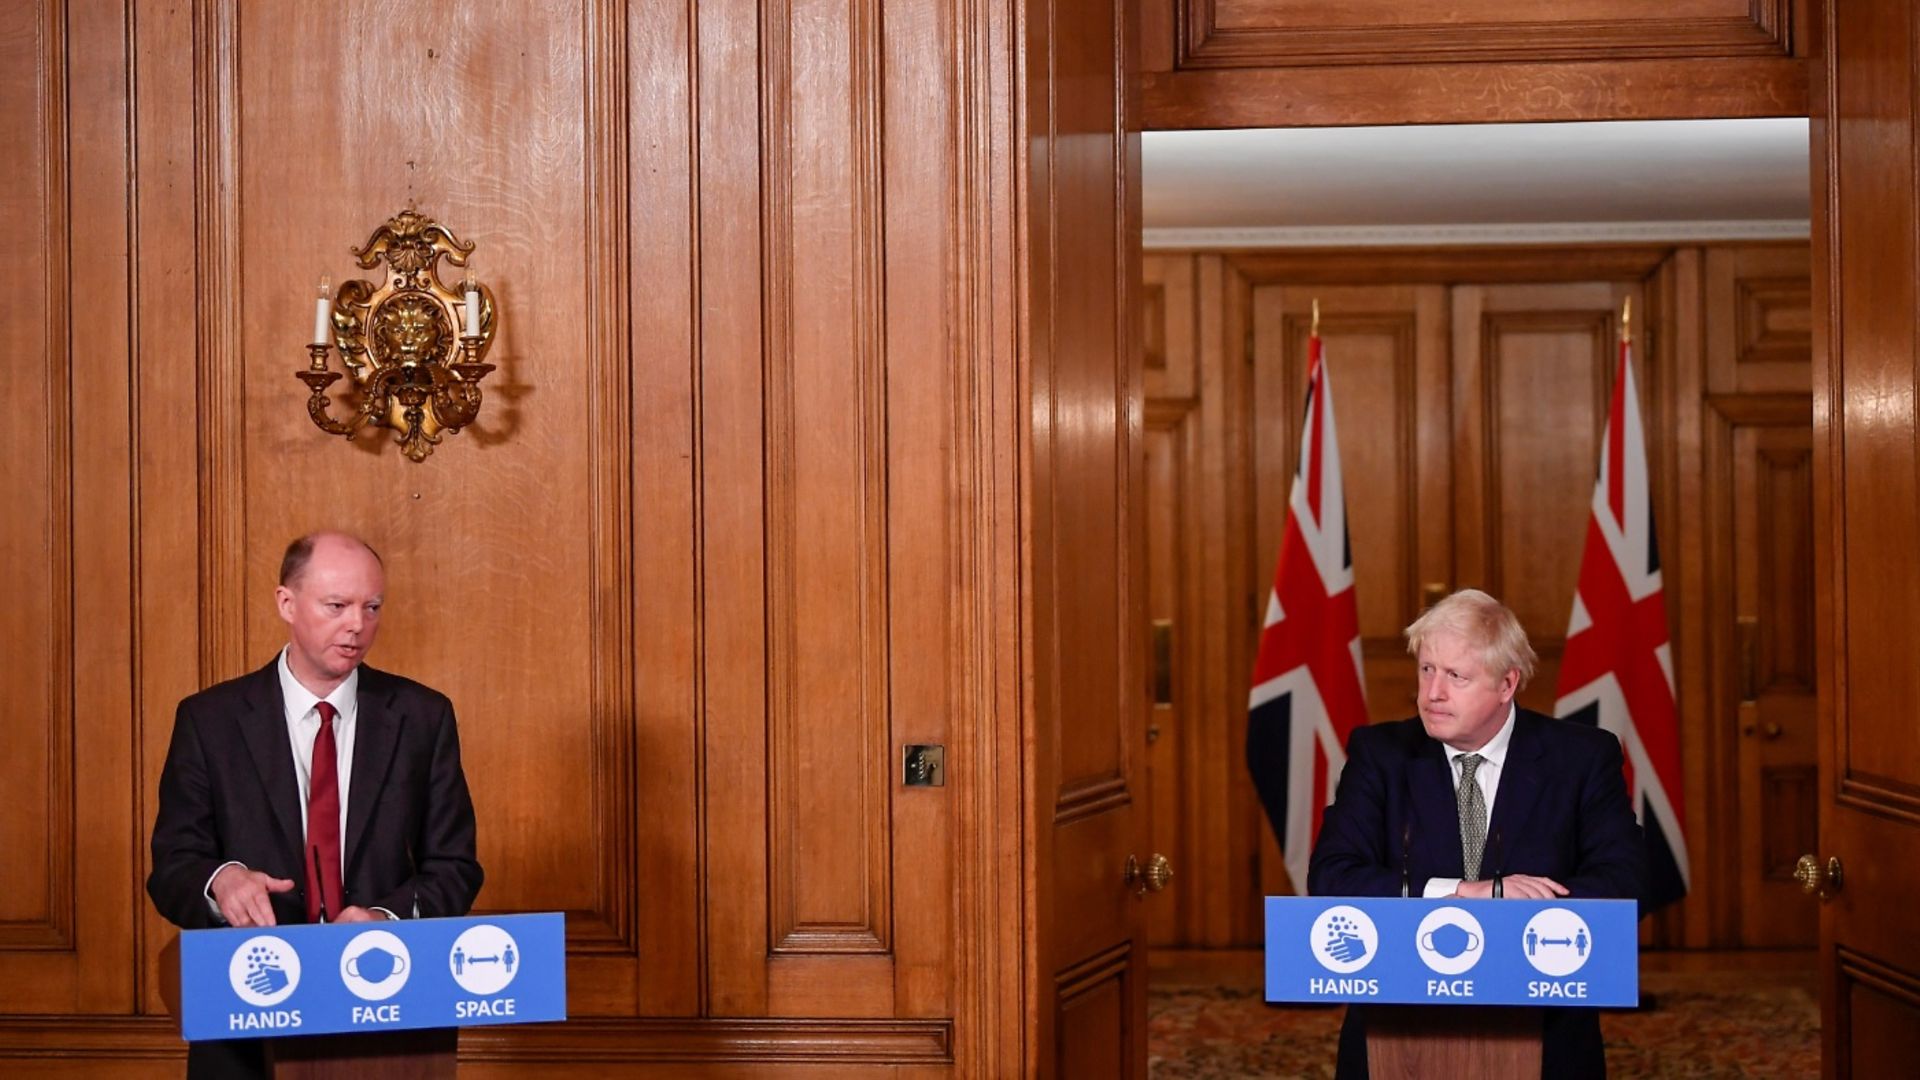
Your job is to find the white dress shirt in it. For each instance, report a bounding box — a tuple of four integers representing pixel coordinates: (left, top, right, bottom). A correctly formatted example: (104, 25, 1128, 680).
(1422, 704, 1518, 898)
(204, 650, 386, 920)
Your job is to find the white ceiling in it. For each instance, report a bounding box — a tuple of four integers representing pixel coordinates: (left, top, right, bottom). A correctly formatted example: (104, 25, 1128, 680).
(1143, 118, 1810, 247)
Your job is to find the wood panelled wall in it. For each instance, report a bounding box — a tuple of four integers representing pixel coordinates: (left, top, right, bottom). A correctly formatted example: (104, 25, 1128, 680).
(1138, 0, 1810, 128)
(0, 0, 1133, 1074)
(1141, 244, 1816, 953)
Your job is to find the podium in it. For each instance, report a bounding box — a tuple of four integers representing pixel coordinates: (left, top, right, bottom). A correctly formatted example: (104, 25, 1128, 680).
(268, 1027, 457, 1079)
(1363, 1003, 1542, 1075)
(177, 913, 565, 1076)
(1265, 897, 1635, 1074)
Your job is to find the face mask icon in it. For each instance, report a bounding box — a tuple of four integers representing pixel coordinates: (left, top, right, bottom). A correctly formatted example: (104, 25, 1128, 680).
(1420, 922, 1481, 959)
(346, 946, 407, 983)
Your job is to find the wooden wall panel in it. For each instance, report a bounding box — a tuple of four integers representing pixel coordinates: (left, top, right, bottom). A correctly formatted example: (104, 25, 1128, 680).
(628, 0, 702, 1021)
(228, 0, 633, 1011)
(878, 0, 961, 1028)
(1140, 0, 1808, 128)
(1453, 283, 1635, 714)
(1707, 246, 1814, 394)
(1184, 0, 1791, 66)
(765, 0, 893, 960)
(0, 0, 140, 1015)
(0, 0, 62, 942)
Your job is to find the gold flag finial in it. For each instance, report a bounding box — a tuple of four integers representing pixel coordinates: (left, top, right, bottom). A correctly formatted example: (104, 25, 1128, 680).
(1621, 296, 1633, 344)
(1312, 297, 1321, 338)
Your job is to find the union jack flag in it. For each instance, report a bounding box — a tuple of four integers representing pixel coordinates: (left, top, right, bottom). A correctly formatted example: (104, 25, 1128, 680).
(1553, 334, 1691, 911)
(1247, 331, 1369, 895)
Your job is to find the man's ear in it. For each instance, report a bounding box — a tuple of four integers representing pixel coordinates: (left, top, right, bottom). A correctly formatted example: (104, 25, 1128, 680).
(274, 585, 295, 624)
(1499, 669, 1520, 703)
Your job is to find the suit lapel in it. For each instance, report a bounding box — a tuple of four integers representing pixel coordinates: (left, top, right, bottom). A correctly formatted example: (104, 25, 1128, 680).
(344, 668, 401, 873)
(1407, 737, 1464, 878)
(234, 661, 305, 868)
(1485, 710, 1548, 875)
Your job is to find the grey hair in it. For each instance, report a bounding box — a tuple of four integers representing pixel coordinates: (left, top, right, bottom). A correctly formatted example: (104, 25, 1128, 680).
(1404, 588, 1538, 688)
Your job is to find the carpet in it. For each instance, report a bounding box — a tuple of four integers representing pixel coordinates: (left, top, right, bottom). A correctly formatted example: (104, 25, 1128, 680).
(1149, 968, 1819, 1078)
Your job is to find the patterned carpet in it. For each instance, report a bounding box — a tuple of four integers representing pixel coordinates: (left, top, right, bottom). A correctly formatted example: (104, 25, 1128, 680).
(1149, 965, 1819, 1079)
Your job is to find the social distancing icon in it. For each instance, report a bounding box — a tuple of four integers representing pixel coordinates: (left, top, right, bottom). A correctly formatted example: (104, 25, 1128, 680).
(449, 924, 521, 996)
(1522, 908, 1594, 977)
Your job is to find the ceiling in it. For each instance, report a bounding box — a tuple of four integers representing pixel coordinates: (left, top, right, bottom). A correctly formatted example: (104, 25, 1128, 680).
(1143, 118, 1811, 248)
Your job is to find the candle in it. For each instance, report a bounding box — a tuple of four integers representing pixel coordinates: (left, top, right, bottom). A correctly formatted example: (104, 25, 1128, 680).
(463, 272, 481, 338)
(311, 277, 331, 346)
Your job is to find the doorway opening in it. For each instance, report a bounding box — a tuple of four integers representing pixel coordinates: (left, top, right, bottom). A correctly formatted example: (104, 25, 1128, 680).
(1137, 118, 1817, 1076)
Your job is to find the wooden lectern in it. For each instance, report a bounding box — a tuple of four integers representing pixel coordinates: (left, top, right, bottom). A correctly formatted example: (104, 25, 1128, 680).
(1365, 1005, 1542, 1076)
(268, 1029, 457, 1080)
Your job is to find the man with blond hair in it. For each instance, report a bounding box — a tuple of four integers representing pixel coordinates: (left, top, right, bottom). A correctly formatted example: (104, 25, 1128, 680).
(1309, 588, 1644, 1079)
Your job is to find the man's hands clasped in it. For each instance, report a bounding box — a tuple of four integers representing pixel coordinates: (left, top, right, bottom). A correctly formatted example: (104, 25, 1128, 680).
(1455, 873, 1569, 900)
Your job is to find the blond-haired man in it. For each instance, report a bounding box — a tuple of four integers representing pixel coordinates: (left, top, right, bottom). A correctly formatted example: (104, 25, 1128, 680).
(1308, 588, 1644, 1079)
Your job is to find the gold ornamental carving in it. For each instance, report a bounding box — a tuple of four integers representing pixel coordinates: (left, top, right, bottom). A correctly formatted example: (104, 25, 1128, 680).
(299, 209, 498, 462)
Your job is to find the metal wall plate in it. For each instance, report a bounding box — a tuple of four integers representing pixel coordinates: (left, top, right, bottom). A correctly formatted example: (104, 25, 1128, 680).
(902, 744, 945, 787)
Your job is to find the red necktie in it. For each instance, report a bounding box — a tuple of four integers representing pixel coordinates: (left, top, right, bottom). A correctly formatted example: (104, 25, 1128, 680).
(305, 701, 345, 923)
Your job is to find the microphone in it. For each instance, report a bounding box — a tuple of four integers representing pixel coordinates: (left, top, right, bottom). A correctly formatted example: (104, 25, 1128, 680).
(1399, 819, 1413, 898)
(311, 844, 330, 924)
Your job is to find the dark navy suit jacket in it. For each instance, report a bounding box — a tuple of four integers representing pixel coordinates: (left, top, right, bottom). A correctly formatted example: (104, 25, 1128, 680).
(1307, 708, 1647, 1079)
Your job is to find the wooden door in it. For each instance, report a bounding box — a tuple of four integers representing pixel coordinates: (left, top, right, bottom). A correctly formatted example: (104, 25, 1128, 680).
(1812, 0, 1920, 1073)
(1702, 245, 1818, 949)
(1451, 281, 1645, 714)
(1723, 413, 1819, 946)
(1027, 0, 1148, 1073)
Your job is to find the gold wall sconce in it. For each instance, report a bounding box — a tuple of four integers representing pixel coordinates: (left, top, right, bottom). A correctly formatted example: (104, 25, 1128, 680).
(300, 208, 497, 462)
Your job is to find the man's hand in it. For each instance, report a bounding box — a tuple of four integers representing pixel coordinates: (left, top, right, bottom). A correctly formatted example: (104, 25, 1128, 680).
(334, 905, 390, 923)
(1455, 874, 1569, 900)
(210, 864, 295, 927)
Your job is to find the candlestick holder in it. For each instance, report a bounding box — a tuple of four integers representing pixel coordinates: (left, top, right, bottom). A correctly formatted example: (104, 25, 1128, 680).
(299, 208, 498, 462)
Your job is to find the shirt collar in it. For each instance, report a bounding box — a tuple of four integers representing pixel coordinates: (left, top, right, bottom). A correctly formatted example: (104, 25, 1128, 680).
(277, 646, 359, 725)
(1444, 703, 1517, 770)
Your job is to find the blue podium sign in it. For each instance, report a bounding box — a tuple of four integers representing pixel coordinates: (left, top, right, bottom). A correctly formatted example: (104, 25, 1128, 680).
(179, 912, 565, 1042)
(1266, 897, 1636, 1007)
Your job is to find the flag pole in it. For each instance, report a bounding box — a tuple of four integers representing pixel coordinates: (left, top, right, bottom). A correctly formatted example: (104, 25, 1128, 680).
(1621, 296, 1632, 345)
(1311, 297, 1320, 339)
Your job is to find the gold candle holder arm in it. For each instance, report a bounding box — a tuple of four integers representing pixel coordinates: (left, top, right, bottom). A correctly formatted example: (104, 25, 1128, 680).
(298, 344, 373, 437)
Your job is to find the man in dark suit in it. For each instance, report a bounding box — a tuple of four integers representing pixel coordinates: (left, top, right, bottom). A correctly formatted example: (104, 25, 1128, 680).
(148, 532, 483, 1077)
(1308, 588, 1645, 1079)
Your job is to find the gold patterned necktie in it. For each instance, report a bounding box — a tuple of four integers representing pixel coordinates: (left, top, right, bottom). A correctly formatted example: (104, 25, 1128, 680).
(1457, 753, 1487, 881)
